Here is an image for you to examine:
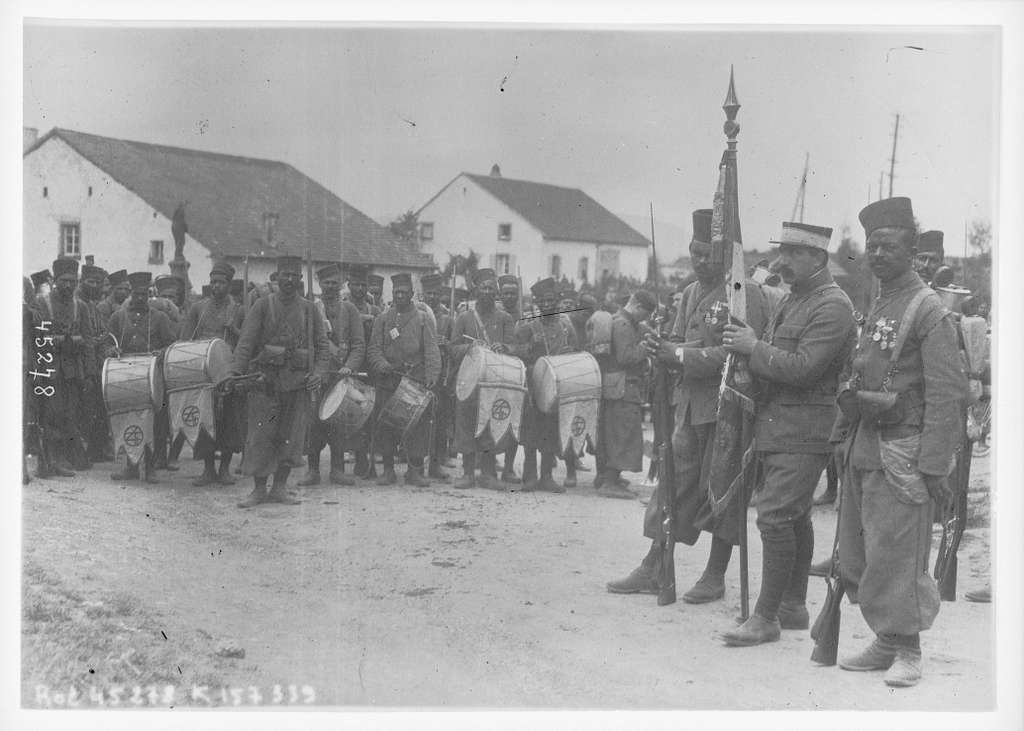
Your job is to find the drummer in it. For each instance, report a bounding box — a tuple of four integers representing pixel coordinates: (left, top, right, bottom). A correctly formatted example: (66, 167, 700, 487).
(107, 271, 178, 483)
(180, 260, 246, 486)
(343, 263, 382, 479)
(514, 276, 579, 493)
(421, 273, 455, 482)
(299, 262, 366, 487)
(449, 268, 517, 490)
(366, 272, 442, 487)
(496, 274, 525, 485)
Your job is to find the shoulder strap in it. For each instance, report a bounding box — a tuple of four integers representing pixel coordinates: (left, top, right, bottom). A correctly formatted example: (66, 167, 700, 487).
(882, 287, 933, 389)
(472, 307, 491, 345)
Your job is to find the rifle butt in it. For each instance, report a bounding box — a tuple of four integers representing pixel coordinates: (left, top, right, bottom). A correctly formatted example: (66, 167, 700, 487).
(656, 442, 676, 606)
(938, 555, 958, 601)
(810, 580, 844, 666)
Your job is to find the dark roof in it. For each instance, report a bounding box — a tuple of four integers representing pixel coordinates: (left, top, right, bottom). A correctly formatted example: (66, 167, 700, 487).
(453, 173, 650, 247)
(27, 128, 432, 269)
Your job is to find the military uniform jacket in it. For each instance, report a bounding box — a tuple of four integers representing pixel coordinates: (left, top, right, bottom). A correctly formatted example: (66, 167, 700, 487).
(231, 293, 331, 392)
(367, 305, 442, 385)
(96, 295, 122, 330)
(513, 312, 578, 366)
(748, 267, 856, 454)
(181, 296, 245, 347)
(345, 295, 382, 345)
(77, 292, 112, 368)
(35, 293, 96, 381)
(668, 279, 770, 426)
(449, 306, 517, 367)
(317, 296, 365, 372)
(832, 270, 966, 476)
(602, 309, 648, 404)
(107, 305, 177, 356)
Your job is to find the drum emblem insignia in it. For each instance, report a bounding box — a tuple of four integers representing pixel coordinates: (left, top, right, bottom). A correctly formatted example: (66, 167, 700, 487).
(491, 398, 511, 422)
(181, 405, 201, 428)
(571, 415, 586, 437)
(123, 424, 144, 447)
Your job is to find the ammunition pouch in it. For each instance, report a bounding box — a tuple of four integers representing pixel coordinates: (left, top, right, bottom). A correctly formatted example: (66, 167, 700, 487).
(855, 390, 903, 427)
(255, 345, 311, 371)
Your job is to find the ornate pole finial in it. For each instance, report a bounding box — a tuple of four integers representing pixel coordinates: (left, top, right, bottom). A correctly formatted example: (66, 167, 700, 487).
(723, 65, 740, 145)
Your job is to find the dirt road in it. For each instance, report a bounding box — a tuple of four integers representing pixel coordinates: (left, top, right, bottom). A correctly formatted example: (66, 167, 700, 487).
(21, 451, 993, 710)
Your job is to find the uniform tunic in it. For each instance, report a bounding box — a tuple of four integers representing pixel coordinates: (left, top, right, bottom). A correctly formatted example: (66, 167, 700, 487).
(596, 308, 647, 472)
(366, 305, 442, 457)
(308, 296, 366, 454)
(514, 313, 577, 453)
(449, 305, 517, 453)
(181, 296, 247, 457)
(746, 266, 856, 531)
(642, 279, 770, 545)
(231, 293, 331, 476)
(77, 291, 112, 459)
(832, 269, 966, 635)
(431, 304, 456, 460)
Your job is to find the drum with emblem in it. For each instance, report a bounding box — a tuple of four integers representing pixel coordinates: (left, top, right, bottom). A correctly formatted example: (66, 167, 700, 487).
(455, 345, 527, 402)
(531, 352, 602, 414)
(102, 355, 164, 414)
(379, 377, 434, 438)
(319, 377, 377, 434)
(162, 338, 233, 392)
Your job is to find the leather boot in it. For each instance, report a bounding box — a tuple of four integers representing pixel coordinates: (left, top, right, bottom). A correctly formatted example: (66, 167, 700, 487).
(478, 473, 506, 492)
(533, 475, 565, 493)
(682, 571, 725, 604)
(606, 565, 659, 595)
(376, 468, 398, 486)
(404, 465, 430, 487)
(329, 471, 356, 486)
(354, 453, 370, 478)
(237, 483, 268, 508)
(298, 454, 321, 486)
(722, 614, 781, 647)
(884, 648, 923, 687)
(193, 458, 218, 486)
(966, 586, 991, 603)
(501, 469, 521, 485)
(217, 457, 236, 485)
(454, 472, 477, 490)
(839, 637, 898, 671)
(427, 462, 450, 482)
(777, 600, 810, 630)
(267, 480, 300, 505)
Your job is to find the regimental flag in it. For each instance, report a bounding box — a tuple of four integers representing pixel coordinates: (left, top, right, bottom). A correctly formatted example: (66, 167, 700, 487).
(476, 383, 526, 445)
(111, 408, 154, 466)
(168, 386, 216, 447)
(559, 396, 599, 458)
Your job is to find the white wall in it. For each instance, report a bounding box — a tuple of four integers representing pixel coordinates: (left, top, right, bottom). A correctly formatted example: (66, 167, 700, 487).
(23, 137, 212, 289)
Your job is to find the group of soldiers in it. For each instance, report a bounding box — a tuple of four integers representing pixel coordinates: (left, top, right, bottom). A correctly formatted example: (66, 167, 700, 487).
(23, 194, 989, 690)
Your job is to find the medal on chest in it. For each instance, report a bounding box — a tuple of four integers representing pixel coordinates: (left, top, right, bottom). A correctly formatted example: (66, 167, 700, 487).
(863, 316, 898, 352)
(705, 300, 728, 326)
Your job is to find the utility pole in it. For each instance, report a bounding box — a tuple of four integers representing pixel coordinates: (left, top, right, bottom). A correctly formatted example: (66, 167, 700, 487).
(790, 152, 809, 222)
(887, 113, 900, 198)
(879, 172, 884, 201)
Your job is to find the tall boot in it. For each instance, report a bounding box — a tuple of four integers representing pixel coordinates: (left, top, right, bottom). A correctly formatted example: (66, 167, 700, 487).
(534, 453, 565, 493)
(607, 540, 661, 594)
(238, 475, 269, 508)
(329, 451, 356, 486)
(298, 452, 322, 486)
(722, 526, 793, 646)
(683, 535, 731, 603)
(193, 457, 218, 486)
(478, 453, 504, 491)
(455, 453, 477, 490)
(404, 457, 431, 487)
(778, 513, 813, 629)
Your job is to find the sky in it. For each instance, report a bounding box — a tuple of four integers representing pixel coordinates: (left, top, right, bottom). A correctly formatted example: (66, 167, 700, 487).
(23, 24, 998, 258)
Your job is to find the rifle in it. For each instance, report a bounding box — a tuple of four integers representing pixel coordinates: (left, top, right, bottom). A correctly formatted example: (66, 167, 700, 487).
(935, 434, 972, 600)
(811, 449, 848, 665)
(306, 249, 321, 404)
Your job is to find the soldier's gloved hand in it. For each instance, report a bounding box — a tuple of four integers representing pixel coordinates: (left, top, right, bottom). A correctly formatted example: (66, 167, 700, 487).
(923, 474, 953, 508)
(338, 367, 353, 378)
(306, 373, 323, 392)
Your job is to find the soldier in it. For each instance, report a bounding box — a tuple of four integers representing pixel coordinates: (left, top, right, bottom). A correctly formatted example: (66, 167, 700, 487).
(913, 230, 946, 287)
(30, 269, 52, 297)
(97, 269, 130, 330)
(448, 269, 517, 490)
(607, 210, 770, 600)
(33, 259, 96, 476)
(77, 264, 114, 463)
(366, 273, 442, 486)
(829, 198, 966, 687)
(229, 256, 331, 508)
(367, 273, 385, 309)
(152, 275, 186, 336)
(107, 272, 178, 482)
(421, 273, 454, 481)
(496, 274, 525, 484)
(299, 263, 366, 487)
(593, 290, 656, 499)
(721, 221, 857, 646)
(180, 261, 246, 486)
(515, 277, 578, 493)
(343, 264, 382, 478)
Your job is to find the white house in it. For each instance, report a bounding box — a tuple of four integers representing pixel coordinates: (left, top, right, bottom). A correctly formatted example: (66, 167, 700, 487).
(415, 166, 651, 289)
(23, 128, 433, 299)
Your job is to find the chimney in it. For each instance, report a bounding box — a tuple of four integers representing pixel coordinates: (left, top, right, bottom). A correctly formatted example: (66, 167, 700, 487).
(490, 164, 502, 178)
(23, 127, 38, 152)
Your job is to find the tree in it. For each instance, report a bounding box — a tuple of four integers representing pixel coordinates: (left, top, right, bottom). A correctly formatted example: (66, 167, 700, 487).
(388, 209, 420, 244)
(968, 219, 992, 259)
(441, 250, 480, 287)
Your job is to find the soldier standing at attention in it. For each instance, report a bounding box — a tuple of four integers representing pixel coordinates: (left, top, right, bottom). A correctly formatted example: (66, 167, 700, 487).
(77, 264, 112, 464)
(180, 261, 246, 486)
(343, 264, 382, 478)
(721, 221, 856, 646)
(229, 256, 331, 508)
(366, 273, 442, 487)
(497, 274, 525, 485)
(107, 272, 178, 483)
(830, 197, 966, 687)
(421, 273, 454, 482)
(298, 263, 365, 487)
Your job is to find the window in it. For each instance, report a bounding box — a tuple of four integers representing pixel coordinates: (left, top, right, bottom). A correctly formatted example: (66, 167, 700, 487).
(419, 222, 434, 241)
(149, 240, 164, 265)
(59, 222, 80, 258)
(498, 223, 511, 241)
(578, 257, 589, 282)
(495, 253, 511, 275)
(550, 255, 562, 278)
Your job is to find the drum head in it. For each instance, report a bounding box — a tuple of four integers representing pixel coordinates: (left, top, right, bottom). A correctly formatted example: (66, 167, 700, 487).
(532, 357, 557, 413)
(455, 346, 484, 402)
(205, 339, 233, 384)
(319, 379, 348, 421)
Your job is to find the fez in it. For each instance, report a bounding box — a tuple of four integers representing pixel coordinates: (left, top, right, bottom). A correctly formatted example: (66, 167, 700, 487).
(498, 274, 518, 288)
(769, 221, 834, 251)
(531, 277, 557, 298)
(80, 265, 104, 282)
(859, 196, 915, 235)
(155, 274, 185, 293)
(474, 268, 497, 286)
(276, 256, 303, 274)
(30, 269, 51, 288)
(918, 230, 945, 258)
(391, 272, 413, 289)
(316, 263, 342, 280)
(559, 288, 578, 301)
(579, 293, 599, 311)
(108, 269, 128, 286)
(691, 209, 714, 246)
(210, 261, 236, 280)
(128, 271, 153, 290)
(52, 258, 79, 278)
(420, 273, 444, 291)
